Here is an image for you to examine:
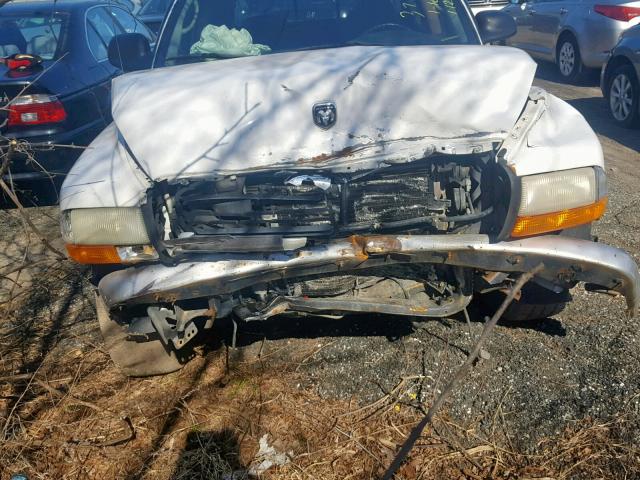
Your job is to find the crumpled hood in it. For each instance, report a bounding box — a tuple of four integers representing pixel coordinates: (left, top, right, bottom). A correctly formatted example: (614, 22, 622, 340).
(112, 44, 537, 180)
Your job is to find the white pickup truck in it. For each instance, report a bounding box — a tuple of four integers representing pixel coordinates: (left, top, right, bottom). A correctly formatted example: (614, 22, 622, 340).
(59, 0, 639, 376)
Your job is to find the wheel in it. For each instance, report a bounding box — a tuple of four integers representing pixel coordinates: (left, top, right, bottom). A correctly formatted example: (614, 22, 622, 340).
(96, 294, 189, 376)
(556, 35, 582, 82)
(479, 282, 569, 325)
(607, 65, 639, 128)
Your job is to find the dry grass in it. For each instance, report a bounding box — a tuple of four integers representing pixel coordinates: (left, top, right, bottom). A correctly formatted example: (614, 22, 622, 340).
(0, 209, 638, 480)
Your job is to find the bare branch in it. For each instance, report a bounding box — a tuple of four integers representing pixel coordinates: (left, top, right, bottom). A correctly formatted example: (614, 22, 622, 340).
(0, 177, 66, 259)
(381, 263, 546, 479)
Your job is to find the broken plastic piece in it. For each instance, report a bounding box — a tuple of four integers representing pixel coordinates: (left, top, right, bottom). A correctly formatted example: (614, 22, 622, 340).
(190, 25, 271, 58)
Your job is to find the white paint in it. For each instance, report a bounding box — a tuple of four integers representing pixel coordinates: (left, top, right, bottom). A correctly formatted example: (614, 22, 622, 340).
(506, 92, 604, 176)
(110, 45, 536, 179)
(59, 124, 150, 211)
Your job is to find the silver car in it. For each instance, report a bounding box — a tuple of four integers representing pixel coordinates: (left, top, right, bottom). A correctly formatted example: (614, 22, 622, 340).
(601, 25, 640, 126)
(503, 0, 640, 80)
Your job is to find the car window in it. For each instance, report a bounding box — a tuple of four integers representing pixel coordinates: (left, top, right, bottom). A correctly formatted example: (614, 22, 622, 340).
(115, 0, 136, 12)
(0, 14, 65, 60)
(87, 6, 124, 52)
(86, 21, 108, 61)
(158, 0, 479, 67)
(108, 6, 156, 41)
(110, 6, 137, 31)
(140, 0, 172, 16)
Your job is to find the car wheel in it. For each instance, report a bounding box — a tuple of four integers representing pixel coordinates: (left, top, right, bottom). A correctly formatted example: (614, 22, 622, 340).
(556, 35, 582, 81)
(96, 294, 190, 377)
(608, 65, 639, 128)
(479, 282, 569, 325)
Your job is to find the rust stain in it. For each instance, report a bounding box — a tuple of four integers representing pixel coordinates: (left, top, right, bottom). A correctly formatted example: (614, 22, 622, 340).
(296, 136, 430, 165)
(557, 265, 582, 283)
(297, 145, 364, 165)
(347, 236, 370, 261)
(153, 293, 179, 304)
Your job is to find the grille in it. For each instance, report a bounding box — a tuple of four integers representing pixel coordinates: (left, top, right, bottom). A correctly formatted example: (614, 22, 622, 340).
(174, 182, 335, 236)
(172, 164, 449, 238)
(347, 171, 435, 225)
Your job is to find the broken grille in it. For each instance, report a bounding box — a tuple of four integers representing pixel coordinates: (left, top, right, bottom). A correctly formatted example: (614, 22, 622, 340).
(173, 182, 335, 237)
(170, 163, 451, 240)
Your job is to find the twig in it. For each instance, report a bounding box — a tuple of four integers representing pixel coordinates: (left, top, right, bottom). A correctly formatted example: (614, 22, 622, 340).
(67, 416, 136, 447)
(432, 423, 483, 470)
(0, 256, 50, 277)
(1, 366, 41, 439)
(381, 263, 545, 479)
(334, 424, 383, 466)
(0, 177, 65, 259)
(0, 374, 71, 383)
(12, 375, 136, 447)
(0, 138, 16, 178)
(31, 377, 108, 413)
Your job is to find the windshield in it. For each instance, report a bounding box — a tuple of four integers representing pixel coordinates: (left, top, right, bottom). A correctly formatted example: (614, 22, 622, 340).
(0, 14, 65, 60)
(156, 0, 478, 67)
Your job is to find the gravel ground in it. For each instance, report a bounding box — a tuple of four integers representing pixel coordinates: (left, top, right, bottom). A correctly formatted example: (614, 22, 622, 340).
(229, 62, 640, 450)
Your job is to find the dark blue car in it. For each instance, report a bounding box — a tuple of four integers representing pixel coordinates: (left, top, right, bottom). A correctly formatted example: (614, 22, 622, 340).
(0, 0, 153, 185)
(137, 0, 171, 34)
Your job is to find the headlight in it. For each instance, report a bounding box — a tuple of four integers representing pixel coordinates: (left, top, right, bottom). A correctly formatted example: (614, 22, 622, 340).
(512, 167, 607, 237)
(61, 208, 157, 264)
(62, 207, 150, 245)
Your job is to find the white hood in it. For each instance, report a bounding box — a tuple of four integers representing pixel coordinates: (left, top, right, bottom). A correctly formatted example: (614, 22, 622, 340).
(111, 44, 537, 180)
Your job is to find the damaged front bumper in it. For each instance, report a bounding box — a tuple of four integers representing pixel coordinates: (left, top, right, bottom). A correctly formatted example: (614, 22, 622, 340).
(99, 234, 640, 318)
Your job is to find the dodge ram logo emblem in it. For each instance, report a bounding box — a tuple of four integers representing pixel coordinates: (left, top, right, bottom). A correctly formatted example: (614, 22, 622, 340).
(313, 102, 337, 130)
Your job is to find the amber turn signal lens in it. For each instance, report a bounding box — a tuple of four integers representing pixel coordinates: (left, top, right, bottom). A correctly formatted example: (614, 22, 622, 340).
(511, 197, 607, 238)
(65, 244, 122, 264)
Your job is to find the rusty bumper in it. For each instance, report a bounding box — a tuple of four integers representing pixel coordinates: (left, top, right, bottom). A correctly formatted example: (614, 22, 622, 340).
(99, 234, 640, 317)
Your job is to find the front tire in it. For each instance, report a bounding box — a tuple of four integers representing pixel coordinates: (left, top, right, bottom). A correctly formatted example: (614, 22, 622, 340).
(96, 294, 189, 377)
(608, 65, 639, 128)
(556, 35, 582, 82)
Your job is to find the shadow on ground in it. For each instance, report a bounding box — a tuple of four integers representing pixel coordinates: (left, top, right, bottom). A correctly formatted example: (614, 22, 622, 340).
(568, 96, 640, 152)
(204, 301, 566, 356)
(534, 60, 601, 87)
(534, 60, 640, 153)
(207, 312, 417, 352)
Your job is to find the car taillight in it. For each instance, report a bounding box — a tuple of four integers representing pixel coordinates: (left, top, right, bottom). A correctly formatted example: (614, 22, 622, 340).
(594, 4, 640, 21)
(7, 94, 66, 126)
(0, 53, 43, 71)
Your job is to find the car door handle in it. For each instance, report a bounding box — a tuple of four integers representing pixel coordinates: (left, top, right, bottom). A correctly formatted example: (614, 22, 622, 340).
(560, 7, 568, 14)
(528, 8, 537, 14)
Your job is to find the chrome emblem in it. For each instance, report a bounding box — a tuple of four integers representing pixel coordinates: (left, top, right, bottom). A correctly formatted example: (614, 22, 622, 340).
(312, 102, 337, 130)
